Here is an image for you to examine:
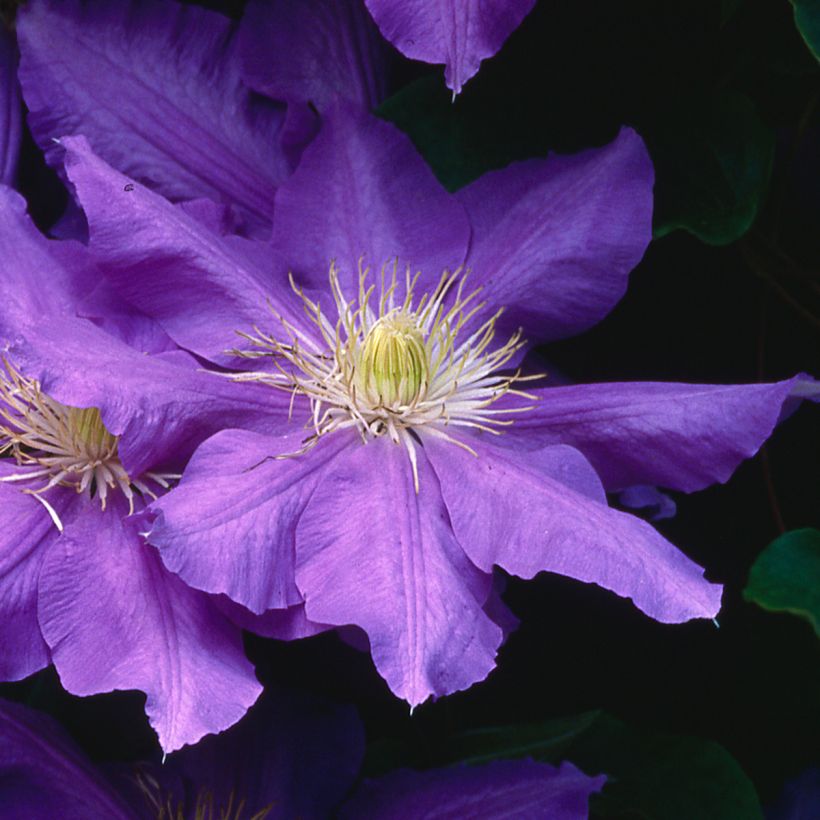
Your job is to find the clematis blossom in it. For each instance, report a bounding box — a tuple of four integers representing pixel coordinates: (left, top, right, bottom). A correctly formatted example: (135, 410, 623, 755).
(0, 694, 605, 819)
(0, 185, 304, 752)
(53, 107, 814, 709)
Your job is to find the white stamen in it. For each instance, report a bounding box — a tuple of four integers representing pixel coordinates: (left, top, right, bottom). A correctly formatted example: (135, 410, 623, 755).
(228, 259, 542, 490)
(0, 358, 177, 521)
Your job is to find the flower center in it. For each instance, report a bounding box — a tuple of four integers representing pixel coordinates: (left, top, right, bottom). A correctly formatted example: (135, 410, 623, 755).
(0, 359, 175, 527)
(230, 259, 539, 489)
(358, 311, 429, 408)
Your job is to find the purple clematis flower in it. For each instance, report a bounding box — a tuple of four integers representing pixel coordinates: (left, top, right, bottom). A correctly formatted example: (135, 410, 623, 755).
(0, 185, 309, 752)
(50, 106, 813, 709)
(0, 694, 604, 819)
(364, 0, 536, 96)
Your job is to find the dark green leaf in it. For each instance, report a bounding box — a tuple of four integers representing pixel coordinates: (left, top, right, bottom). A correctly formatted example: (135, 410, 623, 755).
(744, 528, 820, 636)
(649, 91, 774, 245)
(791, 0, 820, 60)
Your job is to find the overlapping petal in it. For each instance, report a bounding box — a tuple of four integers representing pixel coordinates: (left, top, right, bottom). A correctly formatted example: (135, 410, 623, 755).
(150, 430, 353, 614)
(6, 315, 289, 478)
(296, 437, 503, 706)
(457, 128, 654, 344)
(425, 437, 722, 623)
(342, 759, 604, 820)
(240, 0, 389, 111)
(61, 136, 309, 362)
(504, 378, 802, 492)
(37, 498, 262, 753)
(364, 0, 536, 95)
(17, 0, 291, 229)
(271, 105, 471, 291)
(0, 464, 69, 681)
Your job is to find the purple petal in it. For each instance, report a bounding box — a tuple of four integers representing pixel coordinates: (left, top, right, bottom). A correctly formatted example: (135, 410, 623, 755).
(217, 598, 332, 641)
(166, 689, 365, 820)
(272, 106, 471, 292)
(150, 429, 352, 614)
(60, 136, 309, 363)
(0, 464, 74, 681)
(425, 438, 722, 623)
(341, 759, 604, 819)
(458, 129, 654, 344)
(240, 0, 389, 110)
(7, 315, 292, 478)
(364, 0, 536, 95)
(0, 699, 139, 820)
(0, 27, 21, 186)
(37, 498, 262, 753)
(0, 185, 96, 330)
(295, 437, 503, 706)
(507, 378, 802, 492)
(17, 0, 290, 230)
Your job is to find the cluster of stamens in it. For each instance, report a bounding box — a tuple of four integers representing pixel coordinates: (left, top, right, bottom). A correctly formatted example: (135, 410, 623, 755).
(0, 359, 175, 529)
(230, 259, 539, 490)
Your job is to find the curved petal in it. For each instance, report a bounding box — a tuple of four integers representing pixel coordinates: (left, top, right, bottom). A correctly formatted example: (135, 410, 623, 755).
(37, 498, 262, 753)
(240, 0, 389, 110)
(424, 437, 723, 624)
(295, 436, 503, 706)
(60, 136, 309, 363)
(218, 598, 332, 641)
(0, 468, 66, 680)
(507, 377, 803, 492)
(6, 315, 294, 478)
(341, 759, 604, 819)
(458, 128, 654, 344)
(17, 0, 290, 230)
(271, 106, 471, 293)
(150, 429, 352, 614)
(364, 0, 535, 95)
(0, 186, 96, 331)
(0, 699, 139, 820)
(0, 27, 21, 186)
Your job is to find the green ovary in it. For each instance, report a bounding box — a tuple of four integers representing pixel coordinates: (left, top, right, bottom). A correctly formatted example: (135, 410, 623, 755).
(358, 312, 429, 407)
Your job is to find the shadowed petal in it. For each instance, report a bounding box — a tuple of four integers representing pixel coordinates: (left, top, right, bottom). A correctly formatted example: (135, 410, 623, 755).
(272, 106, 471, 292)
(17, 0, 290, 229)
(0, 464, 79, 681)
(7, 315, 292, 478)
(60, 136, 309, 363)
(150, 429, 353, 614)
(240, 0, 389, 110)
(342, 759, 604, 819)
(165, 689, 365, 820)
(0, 28, 21, 186)
(0, 699, 139, 820)
(0, 186, 96, 329)
(507, 378, 804, 492)
(425, 438, 722, 623)
(37, 499, 262, 753)
(295, 437, 503, 706)
(458, 129, 654, 344)
(364, 0, 536, 95)
(218, 598, 332, 641)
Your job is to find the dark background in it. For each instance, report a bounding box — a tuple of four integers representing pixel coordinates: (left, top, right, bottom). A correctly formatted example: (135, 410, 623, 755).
(2, 0, 818, 816)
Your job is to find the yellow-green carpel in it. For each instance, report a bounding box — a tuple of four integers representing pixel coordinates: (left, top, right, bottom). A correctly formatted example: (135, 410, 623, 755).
(358, 312, 429, 408)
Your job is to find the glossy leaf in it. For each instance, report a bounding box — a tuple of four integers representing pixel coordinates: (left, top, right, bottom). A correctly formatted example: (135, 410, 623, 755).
(744, 528, 820, 636)
(650, 91, 774, 245)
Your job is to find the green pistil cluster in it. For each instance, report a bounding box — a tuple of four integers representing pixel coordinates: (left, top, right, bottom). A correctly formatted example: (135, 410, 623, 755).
(358, 311, 429, 407)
